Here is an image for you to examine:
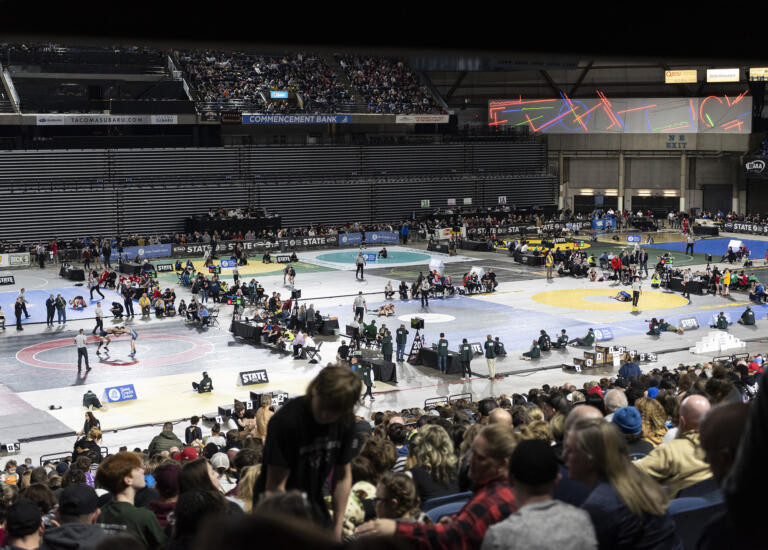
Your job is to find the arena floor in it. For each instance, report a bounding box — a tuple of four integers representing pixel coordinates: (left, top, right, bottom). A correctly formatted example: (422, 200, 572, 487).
(2, 235, 768, 464)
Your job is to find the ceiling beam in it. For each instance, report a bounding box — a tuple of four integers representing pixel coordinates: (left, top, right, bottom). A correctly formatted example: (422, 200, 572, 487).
(539, 69, 561, 96)
(569, 61, 593, 96)
(444, 70, 467, 100)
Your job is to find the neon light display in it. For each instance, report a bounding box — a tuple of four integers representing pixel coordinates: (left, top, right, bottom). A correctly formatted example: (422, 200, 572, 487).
(488, 91, 751, 134)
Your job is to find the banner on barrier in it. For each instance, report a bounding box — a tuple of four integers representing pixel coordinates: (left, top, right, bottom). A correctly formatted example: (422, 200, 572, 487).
(172, 236, 339, 256)
(395, 114, 450, 124)
(278, 235, 339, 249)
(592, 218, 617, 229)
(722, 222, 768, 235)
(364, 231, 399, 244)
(0, 253, 30, 267)
(339, 233, 362, 246)
(112, 244, 172, 260)
(241, 114, 352, 124)
(36, 114, 177, 126)
(104, 384, 137, 403)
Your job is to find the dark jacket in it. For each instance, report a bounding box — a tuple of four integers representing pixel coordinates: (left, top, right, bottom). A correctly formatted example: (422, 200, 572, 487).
(147, 430, 184, 456)
(41, 523, 108, 550)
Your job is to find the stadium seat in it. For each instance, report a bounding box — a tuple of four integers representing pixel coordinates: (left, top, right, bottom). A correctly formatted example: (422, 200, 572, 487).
(676, 477, 722, 502)
(421, 491, 472, 512)
(669, 499, 725, 550)
(426, 499, 468, 523)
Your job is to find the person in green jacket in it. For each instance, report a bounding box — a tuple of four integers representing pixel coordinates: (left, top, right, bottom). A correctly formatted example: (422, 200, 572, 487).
(711, 312, 729, 330)
(521, 339, 541, 360)
(459, 338, 472, 379)
(357, 361, 374, 401)
(659, 318, 684, 334)
(537, 330, 551, 351)
(437, 332, 449, 373)
(484, 334, 498, 379)
(646, 318, 661, 336)
(395, 324, 409, 361)
(738, 306, 756, 325)
(96, 451, 166, 550)
(568, 328, 594, 347)
(381, 330, 393, 362)
(553, 329, 569, 349)
(363, 319, 377, 341)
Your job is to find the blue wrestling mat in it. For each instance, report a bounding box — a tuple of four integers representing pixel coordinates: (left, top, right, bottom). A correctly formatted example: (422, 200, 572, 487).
(321, 295, 768, 355)
(316, 250, 431, 264)
(647, 237, 768, 259)
(0, 287, 123, 326)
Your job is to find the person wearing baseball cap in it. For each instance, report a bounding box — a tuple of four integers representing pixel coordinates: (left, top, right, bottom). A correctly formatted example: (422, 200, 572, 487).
(172, 447, 199, 462)
(4, 498, 44, 548)
(483, 440, 598, 549)
(42, 483, 108, 550)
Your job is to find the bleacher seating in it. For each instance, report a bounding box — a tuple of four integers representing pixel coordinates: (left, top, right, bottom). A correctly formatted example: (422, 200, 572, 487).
(338, 55, 442, 114)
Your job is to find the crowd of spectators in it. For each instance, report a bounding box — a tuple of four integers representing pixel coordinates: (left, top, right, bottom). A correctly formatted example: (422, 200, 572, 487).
(338, 56, 442, 114)
(1, 357, 763, 549)
(175, 50, 349, 113)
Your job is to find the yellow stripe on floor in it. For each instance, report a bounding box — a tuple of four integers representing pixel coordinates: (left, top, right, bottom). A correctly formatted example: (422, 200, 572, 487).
(532, 288, 689, 311)
(699, 302, 753, 310)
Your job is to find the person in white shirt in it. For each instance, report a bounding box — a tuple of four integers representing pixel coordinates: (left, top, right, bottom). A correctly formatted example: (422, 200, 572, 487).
(292, 331, 306, 358)
(304, 333, 316, 351)
(92, 302, 104, 335)
(74, 329, 91, 374)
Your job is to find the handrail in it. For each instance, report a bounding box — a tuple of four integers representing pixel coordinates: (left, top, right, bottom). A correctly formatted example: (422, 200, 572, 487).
(39, 445, 109, 466)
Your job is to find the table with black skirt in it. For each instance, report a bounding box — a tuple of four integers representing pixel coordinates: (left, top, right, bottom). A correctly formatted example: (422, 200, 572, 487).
(414, 347, 463, 374)
(668, 277, 705, 295)
(319, 318, 339, 336)
(459, 240, 492, 251)
(693, 225, 719, 236)
(513, 251, 546, 266)
(427, 242, 450, 254)
(361, 358, 397, 383)
(230, 320, 263, 344)
(59, 265, 85, 281)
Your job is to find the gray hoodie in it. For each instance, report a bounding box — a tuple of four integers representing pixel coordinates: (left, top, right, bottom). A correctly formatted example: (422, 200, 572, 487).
(41, 523, 109, 550)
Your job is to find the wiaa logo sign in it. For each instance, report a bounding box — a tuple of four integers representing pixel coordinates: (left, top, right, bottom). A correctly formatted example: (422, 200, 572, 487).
(746, 160, 766, 173)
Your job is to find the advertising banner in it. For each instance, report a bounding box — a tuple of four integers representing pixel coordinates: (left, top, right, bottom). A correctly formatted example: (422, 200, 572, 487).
(338, 233, 363, 246)
(111, 244, 172, 260)
(395, 114, 450, 124)
(240, 369, 270, 385)
(0, 253, 30, 267)
(104, 384, 137, 403)
(241, 114, 352, 124)
(364, 231, 399, 245)
(592, 218, 617, 229)
(36, 115, 177, 125)
(722, 222, 768, 235)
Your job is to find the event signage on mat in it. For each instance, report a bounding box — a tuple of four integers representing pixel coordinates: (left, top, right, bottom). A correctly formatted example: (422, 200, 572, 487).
(679, 317, 700, 331)
(104, 384, 137, 403)
(241, 114, 352, 124)
(220, 259, 237, 268)
(239, 369, 270, 385)
(155, 264, 175, 272)
(0, 253, 30, 267)
(722, 221, 768, 235)
(36, 115, 177, 125)
(0, 274, 15, 285)
(627, 235, 641, 243)
(363, 253, 378, 262)
(593, 328, 614, 341)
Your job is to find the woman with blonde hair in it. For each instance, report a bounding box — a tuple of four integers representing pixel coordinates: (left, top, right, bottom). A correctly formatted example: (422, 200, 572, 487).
(406, 424, 459, 503)
(564, 418, 680, 548)
(634, 396, 668, 447)
(234, 465, 261, 512)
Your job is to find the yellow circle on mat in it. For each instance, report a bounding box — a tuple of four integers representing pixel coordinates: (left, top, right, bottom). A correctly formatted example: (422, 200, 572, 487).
(185, 260, 295, 277)
(532, 288, 689, 311)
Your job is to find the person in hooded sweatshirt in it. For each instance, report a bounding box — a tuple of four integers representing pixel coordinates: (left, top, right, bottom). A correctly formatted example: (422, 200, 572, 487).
(41, 484, 109, 550)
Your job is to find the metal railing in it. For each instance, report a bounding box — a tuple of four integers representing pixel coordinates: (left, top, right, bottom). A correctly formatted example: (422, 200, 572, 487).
(39, 446, 109, 466)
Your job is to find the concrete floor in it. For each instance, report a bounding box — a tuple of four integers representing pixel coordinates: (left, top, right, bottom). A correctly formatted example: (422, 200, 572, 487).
(1, 234, 767, 467)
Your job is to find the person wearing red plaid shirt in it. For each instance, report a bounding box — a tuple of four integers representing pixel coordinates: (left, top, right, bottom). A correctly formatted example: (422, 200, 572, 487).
(356, 424, 517, 549)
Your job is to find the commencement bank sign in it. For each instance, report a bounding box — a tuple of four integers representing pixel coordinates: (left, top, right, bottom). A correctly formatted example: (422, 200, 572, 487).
(242, 114, 352, 124)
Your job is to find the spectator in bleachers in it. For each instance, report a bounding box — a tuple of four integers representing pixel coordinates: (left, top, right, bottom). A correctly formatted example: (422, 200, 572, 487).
(42, 483, 108, 550)
(373, 472, 427, 522)
(405, 424, 459, 504)
(482, 439, 598, 550)
(3, 499, 44, 550)
(564, 419, 680, 548)
(146, 463, 179, 529)
(164, 489, 228, 550)
(147, 423, 184, 457)
(634, 394, 712, 497)
(95, 452, 165, 549)
(178, 458, 241, 514)
(356, 424, 518, 549)
(340, 56, 442, 114)
(254, 366, 362, 540)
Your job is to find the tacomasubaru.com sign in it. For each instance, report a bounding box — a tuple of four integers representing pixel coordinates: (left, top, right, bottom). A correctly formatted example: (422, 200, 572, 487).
(241, 114, 352, 124)
(36, 115, 178, 126)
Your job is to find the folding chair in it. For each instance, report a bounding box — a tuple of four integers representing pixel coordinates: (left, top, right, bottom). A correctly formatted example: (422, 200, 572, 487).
(208, 308, 220, 327)
(305, 342, 323, 364)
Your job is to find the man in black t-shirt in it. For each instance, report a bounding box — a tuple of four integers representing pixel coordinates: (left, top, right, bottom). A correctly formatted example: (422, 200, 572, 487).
(255, 366, 362, 541)
(185, 415, 202, 445)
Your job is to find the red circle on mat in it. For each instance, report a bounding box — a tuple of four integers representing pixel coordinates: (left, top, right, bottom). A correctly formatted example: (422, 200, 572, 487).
(16, 334, 214, 371)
